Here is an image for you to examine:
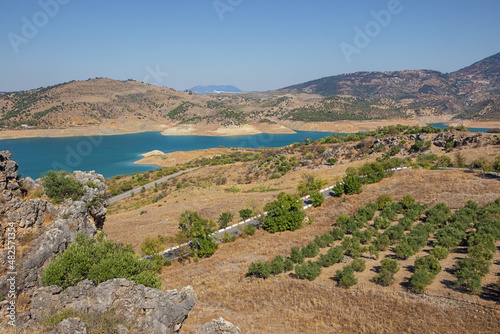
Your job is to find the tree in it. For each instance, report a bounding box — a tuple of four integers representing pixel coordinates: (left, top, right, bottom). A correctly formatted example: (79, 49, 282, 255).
(310, 191, 324, 207)
(295, 261, 322, 281)
(178, 211, 217, 258)
(343, 174, 362, 195)
(247, 261, 271, 279)
(239, 208, 253, 220)
(217, 211, 234, 229)
(41, 233, 161, 289)
(336, 265, 358, 288)
(401, 195, 416, 209)
(376, 194, 393, 210)
(41, 170, 85, 203)
(262, 192, 305, 233)
(297, 173, 328, 196)
(455, 152, 466, 168)
(332, 181, 344, 197)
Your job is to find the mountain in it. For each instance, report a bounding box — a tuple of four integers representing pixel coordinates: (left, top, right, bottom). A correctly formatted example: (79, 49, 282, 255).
(190, 85, 242, 94)
(281, 52, 500, 120)
(0, 53, 499, 133)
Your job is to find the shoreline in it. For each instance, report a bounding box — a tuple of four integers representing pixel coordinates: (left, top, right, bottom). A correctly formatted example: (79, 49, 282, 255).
(1, 119, 499, 140)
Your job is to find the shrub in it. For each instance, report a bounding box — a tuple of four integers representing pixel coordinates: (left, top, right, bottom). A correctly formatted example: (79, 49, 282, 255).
(377, 195, 393, 210)
(341, 237, 362, 258)
(290, 247, 305, 264)
(178, 211, 217, 257)
(242, 224, 256, 236)
(401, 195, 416, 209)
(217, 211, 234, 229)
(332, 181, 344, 197)
(301, 242, 320, 258)
(331, 227, 346, 240)
(297, 173, 328, 196)
(270, 255, 285, 275)
(394, 242, 415, 259)
(373, 234, 390, 251)
(374, 269, 395, 286)
(247, 261, 271, 279)
(317, 246, 344, 267)
(410, 269, 433, 292)
(454, 265, 483, 295)
(343, 174, 362, 195)
(41, 170, 85, 204)
(283, 258, 294, 272)
(336, 265, 358, 288)
(351, 258, 366, 272)
(262, 192, 305, 233)
(41, 233, 161, 289)
(310, 191, 324, 207)
(414, 255, 442, 277)
(381, 258, 400, 274)
(315, 234, 334, 248)
(374, 216, 391, 230)
(239, 208, 253, 220)
(430, 246, 449, 260)
(295, 261, 322, 281)
(197, 237, 218, 258)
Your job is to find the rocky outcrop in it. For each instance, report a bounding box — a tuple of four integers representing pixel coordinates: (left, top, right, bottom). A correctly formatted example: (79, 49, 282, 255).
(28, 279, 195, 334)
(194, 317, 241, 334)
(433, 131, 483, 148)
(0, 151, 107, 294)
(50, 318, 88, 334)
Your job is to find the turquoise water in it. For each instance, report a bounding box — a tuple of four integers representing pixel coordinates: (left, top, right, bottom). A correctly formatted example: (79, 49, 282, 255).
(430, 123, 491, 133)
(0, 131, 334, 179)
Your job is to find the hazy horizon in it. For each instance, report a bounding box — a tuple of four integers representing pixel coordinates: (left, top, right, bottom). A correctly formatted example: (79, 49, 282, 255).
(1, 0, 500, 92)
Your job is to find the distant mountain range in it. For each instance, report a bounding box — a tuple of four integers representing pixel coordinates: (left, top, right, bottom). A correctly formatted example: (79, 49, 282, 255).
(190, 85, 242, 94)
(0, 52, 498, 131)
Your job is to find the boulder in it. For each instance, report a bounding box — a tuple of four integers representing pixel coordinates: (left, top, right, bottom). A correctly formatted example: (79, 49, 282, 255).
(30, 279, 196, 334)
(50, 318, 87, 334)
(194, 317, 241, 334)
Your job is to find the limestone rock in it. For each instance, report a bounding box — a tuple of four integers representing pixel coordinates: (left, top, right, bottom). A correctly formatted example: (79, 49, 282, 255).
(50, 318, 87, 334)
(30, 279, 196, 334)
(195, 317, 241, 334)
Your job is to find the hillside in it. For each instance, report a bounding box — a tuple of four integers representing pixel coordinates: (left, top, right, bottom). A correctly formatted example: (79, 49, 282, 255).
(281, 52, 500, 121)
(0, 53, 499, 137)
(190, 85, 243, 94)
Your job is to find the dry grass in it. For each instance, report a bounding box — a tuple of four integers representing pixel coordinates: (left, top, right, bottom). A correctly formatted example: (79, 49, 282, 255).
(159, 169, 500, 333)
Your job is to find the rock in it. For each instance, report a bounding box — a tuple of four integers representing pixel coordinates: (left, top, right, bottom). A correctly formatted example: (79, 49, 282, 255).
(30, 279, 196, 334)
(300, 159, 313, 166)
(116, 324, 130, 334)
(50, 318, 87, 334)
(293, 167, 301, 172)
(322, 148, 334, 158)
(251, 166, 260, 173)
(194, 317, 241, 334)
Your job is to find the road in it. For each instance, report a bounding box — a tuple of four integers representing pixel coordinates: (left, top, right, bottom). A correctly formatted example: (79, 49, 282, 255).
(106, 167, 200, 204)
(161, 167, 414, 260)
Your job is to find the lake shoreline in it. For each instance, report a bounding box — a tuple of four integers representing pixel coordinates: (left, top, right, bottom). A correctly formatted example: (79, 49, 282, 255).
(2, 117, 495, 140)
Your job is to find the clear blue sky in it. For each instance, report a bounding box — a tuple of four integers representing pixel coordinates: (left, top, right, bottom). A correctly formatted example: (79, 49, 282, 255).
(1, 0, 499, 92)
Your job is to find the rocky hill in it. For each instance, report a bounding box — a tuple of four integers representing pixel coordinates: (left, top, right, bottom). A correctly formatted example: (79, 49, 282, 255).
(0, 53, 499, 134)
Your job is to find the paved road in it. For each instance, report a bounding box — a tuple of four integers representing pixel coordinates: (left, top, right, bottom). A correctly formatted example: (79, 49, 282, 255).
(161, 167, 414, 260)
(106, 167, 200, 204)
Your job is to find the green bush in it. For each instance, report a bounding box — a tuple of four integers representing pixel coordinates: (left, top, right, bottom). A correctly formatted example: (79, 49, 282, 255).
(41, 233, 161, 290)
(373, 234, 390, 251)
(414, 255, 442, 277)
(377, 194, 393, 210)
(290, 247, 305, 264)
(242, 224, 256, 236)
(247, 261, 271, 279)
(270, 255, 285, 275)
(197, 237, 218, 258)
(373, 269, 395, 287)
(341, 237, 362, 258)
(410, 269, 433, 292)
(41, 170, 85, 204)
(343, 174, 362, 195)
(310, 191, 325, 207)
(301, 242, 320, 258)
(394, 242, 415, 260)
(217, 211, 234, 229)
(332, 181, 344, 197)
(178, 211, 217, 258)
(239, 208, 253, 220)
(381, 258, 400, 274)
(317, 246, 344, 267)
(315, 233, 334, 248)
(374, 216, 391, 230)
(336, 265, 358, 288)
(262, 192, 305, 233)
(430, 246, 449, 260)
(295, 261, 322, 281)
(331, 227, 346, 240)
(351, 258, 366, 272)
(297, 173, 328, 196)
(283, 258, 295, 272)
(401, 195, 416, 209)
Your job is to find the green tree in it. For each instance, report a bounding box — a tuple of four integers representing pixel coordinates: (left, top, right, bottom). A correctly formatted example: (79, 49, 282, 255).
(297, 173, 328, 196)
(41, 170, 85, 203)
(455, 152, 466, 168)
(310, 191, 324, 207)
(239, 208, 253, 220)
(262, 192, 305, 233)
(178, 211, 217, 258)
(290, 247, 305, 264)
(343, 174, 362, 195)
(295, 261, 322, 281)
(336, 265, 358, 288)
(41, 233, 161, 289)
(376, 194, 393, 210)
(217, 211, 234, 229)
(247, 261, 271, 279)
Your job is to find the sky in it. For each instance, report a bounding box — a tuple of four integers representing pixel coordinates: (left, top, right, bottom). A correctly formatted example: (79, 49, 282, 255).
(1, 0, 499, 92)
